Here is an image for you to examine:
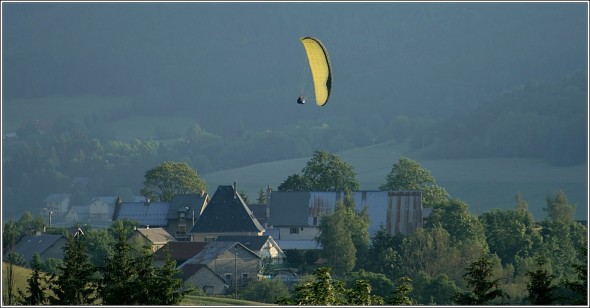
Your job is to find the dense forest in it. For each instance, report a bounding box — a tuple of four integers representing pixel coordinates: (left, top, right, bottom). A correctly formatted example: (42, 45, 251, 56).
(2, 70, 587, 217)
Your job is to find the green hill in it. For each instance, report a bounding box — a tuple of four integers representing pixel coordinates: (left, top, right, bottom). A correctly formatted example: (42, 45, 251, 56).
(2, 262, 33, 304)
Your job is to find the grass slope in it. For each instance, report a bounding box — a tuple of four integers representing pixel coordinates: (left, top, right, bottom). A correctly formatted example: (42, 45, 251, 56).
(180, 295, 276, 306)
(2, 262, 32, 304)
(203, 141, 587, 220)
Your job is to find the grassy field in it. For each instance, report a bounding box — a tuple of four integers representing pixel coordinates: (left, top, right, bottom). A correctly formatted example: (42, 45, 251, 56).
(203, 141, 587, 220)
(2, 262, 32, 304)
(180, 295, 275, 306)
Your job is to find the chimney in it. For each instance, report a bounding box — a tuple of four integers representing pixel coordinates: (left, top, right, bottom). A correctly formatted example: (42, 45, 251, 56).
(266, 185, 272, 223)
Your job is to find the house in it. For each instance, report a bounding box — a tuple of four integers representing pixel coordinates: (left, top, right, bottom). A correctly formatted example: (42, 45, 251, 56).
(166, 193, 209, 241)
(3, 234, 67, 266)
(178, 241, 262, 295)
(65, 205, 91, 224)
(268, 190, 424, 249)
(153, 241, 209, 267)
(42, 193, 71, 216)
(128, 227, 176, 252)
(215, 235, 286, 264)
(178, 264, 227, 295)
(113, 199, 170, 227)
(190, 185, 265, 242)
(88, 197, 116, 220)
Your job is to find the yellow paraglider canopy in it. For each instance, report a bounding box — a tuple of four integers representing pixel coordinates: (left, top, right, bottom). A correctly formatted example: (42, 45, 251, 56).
(300, 37, 332, 106)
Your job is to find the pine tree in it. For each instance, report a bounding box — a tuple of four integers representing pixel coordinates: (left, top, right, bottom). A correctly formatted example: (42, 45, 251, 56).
(525, 256, 557, 305)
(130, 245, 156, 304)
(346, 279, 384, 305)
(151, 247, 186, 305)
(99, 223, 136, 305)
(49, 231, 98, 305)
(452, 255, 507, 305)
(293, 267, 346, 305)
(388, 276, 415, 305)
(18, 253, 50, 305)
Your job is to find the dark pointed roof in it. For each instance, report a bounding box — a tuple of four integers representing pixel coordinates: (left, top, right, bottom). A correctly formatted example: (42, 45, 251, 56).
(190, 185, 264, 234)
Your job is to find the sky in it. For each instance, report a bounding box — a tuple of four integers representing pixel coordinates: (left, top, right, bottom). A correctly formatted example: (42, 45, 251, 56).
(2, 1, 588, 133)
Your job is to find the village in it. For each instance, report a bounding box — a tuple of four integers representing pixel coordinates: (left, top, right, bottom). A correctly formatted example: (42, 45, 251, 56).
(5, 183, 428, 296)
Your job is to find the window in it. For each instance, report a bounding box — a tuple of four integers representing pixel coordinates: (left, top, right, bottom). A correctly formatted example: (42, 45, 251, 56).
(205, 237, 215, 242)
(290, 227, 299, 234)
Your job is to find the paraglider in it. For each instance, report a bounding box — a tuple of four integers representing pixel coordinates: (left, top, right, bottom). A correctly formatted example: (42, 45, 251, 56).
(298, 36, 332, 106)
(297, 96, 305, 105)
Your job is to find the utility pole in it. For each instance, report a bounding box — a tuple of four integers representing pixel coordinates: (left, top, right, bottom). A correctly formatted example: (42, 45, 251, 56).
(234, 245, 238, 299)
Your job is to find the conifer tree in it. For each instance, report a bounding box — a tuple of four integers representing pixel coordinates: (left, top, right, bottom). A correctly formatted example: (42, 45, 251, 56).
(99, 222, 135, 305)
(452, 255, 507, 305)
(19, 253, 50, 305)
(151, 247, 186, 305)
(525, 256, 557, 305)
(388, 276, 415, 305)
(49, 230, 98, 305)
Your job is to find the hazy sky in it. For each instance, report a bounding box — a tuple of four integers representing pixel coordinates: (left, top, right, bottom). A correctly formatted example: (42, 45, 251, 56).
(3, 1, 587, 132)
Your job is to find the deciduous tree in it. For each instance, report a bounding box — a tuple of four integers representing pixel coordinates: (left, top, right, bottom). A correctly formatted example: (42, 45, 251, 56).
(278, 151, 359, 192)
(543, 190, 575, 223)
(379, 157, 449, 206)
(140, 161, 207, 201)
(316, 201, 356, 276)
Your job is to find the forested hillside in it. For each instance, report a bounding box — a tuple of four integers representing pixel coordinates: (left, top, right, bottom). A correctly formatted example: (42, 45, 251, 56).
(420, 70, 587, 166)
(2, 70, 587, 219)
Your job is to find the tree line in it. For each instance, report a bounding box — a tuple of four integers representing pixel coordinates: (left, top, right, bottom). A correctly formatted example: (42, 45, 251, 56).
(3, 153, 587, 305)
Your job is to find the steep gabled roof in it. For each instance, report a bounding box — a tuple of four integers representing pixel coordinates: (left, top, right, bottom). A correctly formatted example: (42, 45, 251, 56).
(5, 234, 66, 264)
(115, 201, 170, 227)
(180, 241, 260, 268)
(133, 227, 176, 244)
(190, 185, 264, 234)
(168, 193, 209, 220)
(215, 235, 271, 252)
(178, 263, 225, 282)
(153, 241, 209, 263)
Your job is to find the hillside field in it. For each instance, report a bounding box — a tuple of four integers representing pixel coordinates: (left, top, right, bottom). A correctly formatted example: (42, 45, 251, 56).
(203, 142, 587, 221)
